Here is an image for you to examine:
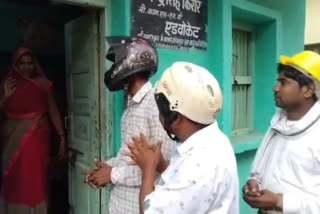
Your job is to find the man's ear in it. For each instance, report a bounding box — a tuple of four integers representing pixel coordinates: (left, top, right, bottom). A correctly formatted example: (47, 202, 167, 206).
(303, 84, 316, 99)
(170, 112, 181, 128)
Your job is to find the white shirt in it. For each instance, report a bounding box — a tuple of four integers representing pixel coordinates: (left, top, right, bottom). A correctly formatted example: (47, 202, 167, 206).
(144, 122, 239, 214)
(251, 102, 320, 214)
(106, 82, 175, 214)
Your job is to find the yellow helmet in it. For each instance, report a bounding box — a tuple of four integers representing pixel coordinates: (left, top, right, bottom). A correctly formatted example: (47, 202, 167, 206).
(280, 51, 320, 83)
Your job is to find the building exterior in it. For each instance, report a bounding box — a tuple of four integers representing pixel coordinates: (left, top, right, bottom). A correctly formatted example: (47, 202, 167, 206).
(0, 0, 306, 213)
(109, 1, 306, 213)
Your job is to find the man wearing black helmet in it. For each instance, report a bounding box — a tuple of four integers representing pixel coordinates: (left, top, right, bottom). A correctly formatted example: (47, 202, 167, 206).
(84, 37, 174, 214)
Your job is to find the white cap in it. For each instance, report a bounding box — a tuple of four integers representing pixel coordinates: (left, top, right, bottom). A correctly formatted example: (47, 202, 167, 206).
(155, 62, 223, 125)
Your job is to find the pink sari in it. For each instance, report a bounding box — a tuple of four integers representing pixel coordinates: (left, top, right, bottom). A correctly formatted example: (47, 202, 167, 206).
(0, 48, 52, 213)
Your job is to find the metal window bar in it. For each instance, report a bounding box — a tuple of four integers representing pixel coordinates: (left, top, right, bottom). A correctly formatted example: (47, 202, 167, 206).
(232, 29, 252, 135)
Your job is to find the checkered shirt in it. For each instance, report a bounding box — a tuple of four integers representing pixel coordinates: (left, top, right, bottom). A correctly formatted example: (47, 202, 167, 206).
(106, 82, 175, 214)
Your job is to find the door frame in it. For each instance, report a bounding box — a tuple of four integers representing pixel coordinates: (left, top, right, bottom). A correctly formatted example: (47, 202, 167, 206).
(55, 0, 113, 213)
(97, 8, 114, 214)
(51, 0, 107, 8)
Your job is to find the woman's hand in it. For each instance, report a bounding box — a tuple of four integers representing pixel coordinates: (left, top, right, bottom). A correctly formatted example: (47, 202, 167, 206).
(3, 77, 16, 99)
(58, 136, 67, 160)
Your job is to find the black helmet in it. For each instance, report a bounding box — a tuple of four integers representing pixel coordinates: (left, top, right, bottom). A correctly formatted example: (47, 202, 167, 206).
(104, 36, 158, 91)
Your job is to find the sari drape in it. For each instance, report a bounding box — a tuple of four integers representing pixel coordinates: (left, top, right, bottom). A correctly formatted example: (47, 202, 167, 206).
(0, 48, 52, 212)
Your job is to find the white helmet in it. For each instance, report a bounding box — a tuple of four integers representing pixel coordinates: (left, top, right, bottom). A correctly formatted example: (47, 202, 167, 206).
(155, 62, 223, 125)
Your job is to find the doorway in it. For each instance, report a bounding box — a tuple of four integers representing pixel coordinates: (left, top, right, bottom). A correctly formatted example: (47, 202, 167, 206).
(0, 1, 106, 213)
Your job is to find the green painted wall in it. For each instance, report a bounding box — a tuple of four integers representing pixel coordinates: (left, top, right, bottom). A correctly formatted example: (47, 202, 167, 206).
(108, 0, 130, 155)
(107, 0, 306, 213)
(247, 0, 306, 56)
(236, 150, 259, 213)
(108, 0, 230, 154)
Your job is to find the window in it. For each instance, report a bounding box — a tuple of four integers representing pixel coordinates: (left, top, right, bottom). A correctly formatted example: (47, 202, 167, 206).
(232, 28, 253, 136)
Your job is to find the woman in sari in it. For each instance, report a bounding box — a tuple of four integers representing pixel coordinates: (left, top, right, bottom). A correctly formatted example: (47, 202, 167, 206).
(0, 48, 66, 214)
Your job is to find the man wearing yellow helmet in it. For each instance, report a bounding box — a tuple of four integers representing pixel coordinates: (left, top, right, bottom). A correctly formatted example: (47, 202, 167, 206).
(243, 51, 320, 213)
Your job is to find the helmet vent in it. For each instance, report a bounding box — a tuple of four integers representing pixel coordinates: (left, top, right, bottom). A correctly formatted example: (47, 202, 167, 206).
(171, 100, 179, 110)
(184, 65, 193, 73)
(206, 85, 214, 97)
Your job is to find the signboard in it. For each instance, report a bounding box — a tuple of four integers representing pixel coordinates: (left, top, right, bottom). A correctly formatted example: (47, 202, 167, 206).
(131, 0, 208, 50)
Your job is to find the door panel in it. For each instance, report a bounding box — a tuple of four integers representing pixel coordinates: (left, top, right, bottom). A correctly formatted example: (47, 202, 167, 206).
(65, 12, 100, 214)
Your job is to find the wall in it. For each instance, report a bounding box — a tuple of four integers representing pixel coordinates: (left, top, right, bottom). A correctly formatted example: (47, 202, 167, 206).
(108, 0, 230, 154)
(236, 150, 258, 213)
(106, 0, 306, 213)
(305, 0, 320, 45)
(247, 0, 306, 56)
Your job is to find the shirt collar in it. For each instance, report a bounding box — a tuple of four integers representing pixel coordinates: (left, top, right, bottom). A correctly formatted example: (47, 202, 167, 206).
(271, 101, 320, 136)
(177, 122, 218, 156)
(128, 82, 152, 104)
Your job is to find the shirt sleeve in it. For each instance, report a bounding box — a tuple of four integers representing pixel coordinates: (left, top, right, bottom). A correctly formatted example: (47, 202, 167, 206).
(105, 158, 116, 167)
(109, 92, 175, 187)
(110, 113, 174, 186)
(110, 165, 142, 186)
(108, 145, 143, 186)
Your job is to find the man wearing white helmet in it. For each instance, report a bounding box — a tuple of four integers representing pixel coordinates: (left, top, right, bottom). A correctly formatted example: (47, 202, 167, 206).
(126, 62, 239, 214)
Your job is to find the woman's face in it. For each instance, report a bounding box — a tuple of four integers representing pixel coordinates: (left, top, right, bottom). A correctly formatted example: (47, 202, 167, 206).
(16, 54, 35, 77)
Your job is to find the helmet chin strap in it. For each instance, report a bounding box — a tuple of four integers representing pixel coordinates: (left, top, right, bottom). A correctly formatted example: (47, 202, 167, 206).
(163, 121, 179, 142)
(123, 83, 129, 91)
(165, 128, 179, 142)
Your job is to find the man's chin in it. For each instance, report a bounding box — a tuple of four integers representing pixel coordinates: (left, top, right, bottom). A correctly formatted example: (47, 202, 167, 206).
(274, 100, 283, 108)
